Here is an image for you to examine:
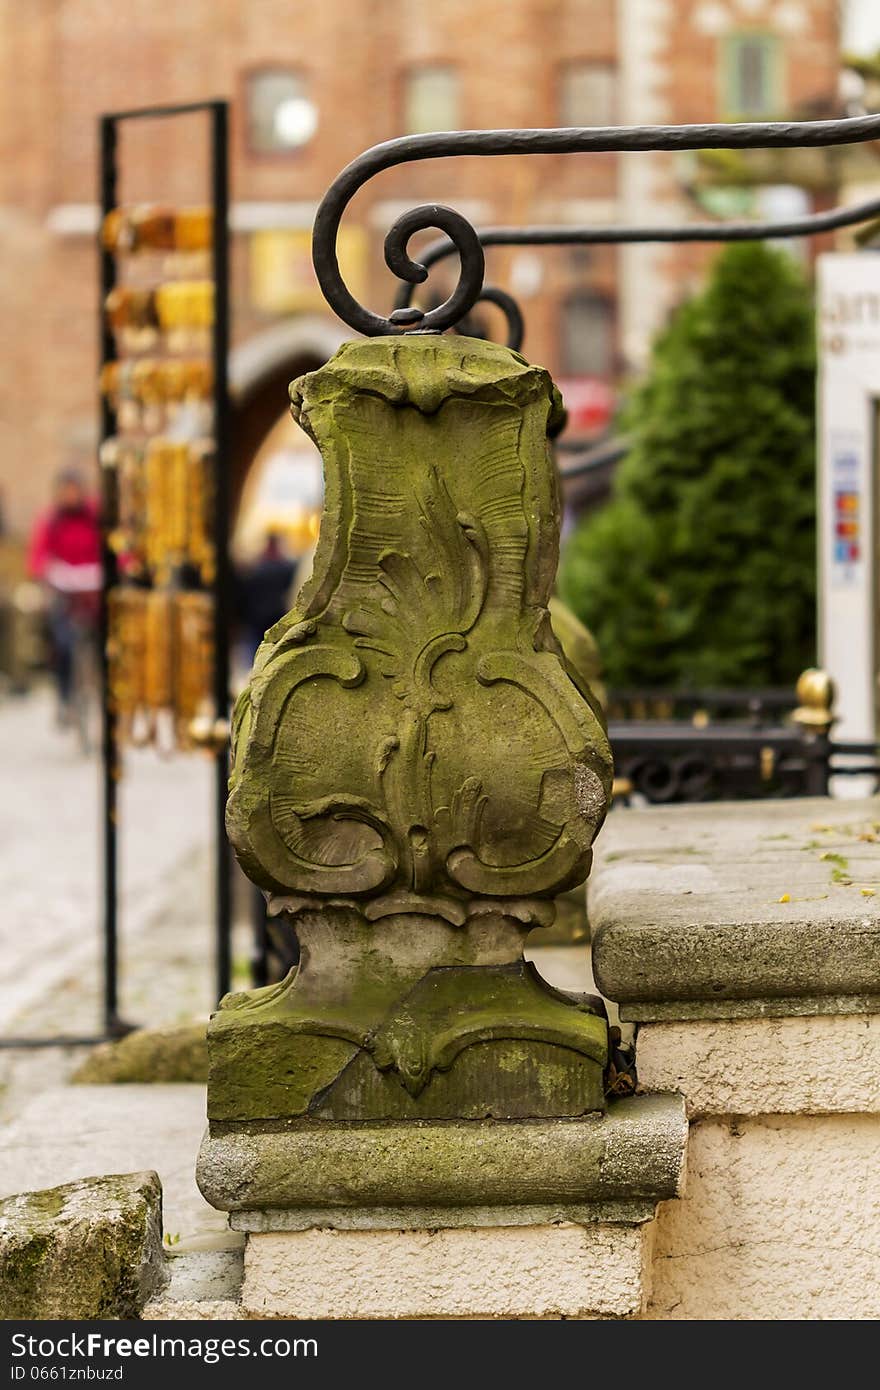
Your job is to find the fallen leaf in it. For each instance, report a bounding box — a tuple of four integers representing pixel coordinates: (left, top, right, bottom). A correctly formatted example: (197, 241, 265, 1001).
(861, 888, 876, 898)
(778, 893, 791, 903)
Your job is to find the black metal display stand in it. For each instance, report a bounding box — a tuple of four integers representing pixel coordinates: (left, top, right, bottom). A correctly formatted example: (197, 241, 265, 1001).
(98, 100, 231, 1036)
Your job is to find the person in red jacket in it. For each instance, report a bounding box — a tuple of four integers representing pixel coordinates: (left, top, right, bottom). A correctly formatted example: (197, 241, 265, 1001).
(28, 469, 102, 721)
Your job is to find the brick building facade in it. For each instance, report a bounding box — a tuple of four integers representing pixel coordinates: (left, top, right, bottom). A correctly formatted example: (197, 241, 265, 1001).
(0, 0, 841, 537)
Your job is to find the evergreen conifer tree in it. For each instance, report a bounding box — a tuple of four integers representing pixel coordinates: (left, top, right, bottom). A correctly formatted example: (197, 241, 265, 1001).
(558, 242, 817, 688)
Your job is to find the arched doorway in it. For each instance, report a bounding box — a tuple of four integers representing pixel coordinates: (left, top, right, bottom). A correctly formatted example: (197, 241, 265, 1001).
(228, 316, 348, 521)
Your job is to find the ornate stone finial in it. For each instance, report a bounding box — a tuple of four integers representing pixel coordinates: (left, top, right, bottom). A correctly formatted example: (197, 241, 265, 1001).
(208, 333, 612, 1125)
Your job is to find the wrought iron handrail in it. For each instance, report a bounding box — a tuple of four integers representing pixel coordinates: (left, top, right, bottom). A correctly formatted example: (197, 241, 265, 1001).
(311, 115, 880, 338)
(392, 194, 880, 349)
(396, 192, 880, 285)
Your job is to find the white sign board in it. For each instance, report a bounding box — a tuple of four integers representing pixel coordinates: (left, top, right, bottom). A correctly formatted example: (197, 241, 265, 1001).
(817, 253, 880, 748)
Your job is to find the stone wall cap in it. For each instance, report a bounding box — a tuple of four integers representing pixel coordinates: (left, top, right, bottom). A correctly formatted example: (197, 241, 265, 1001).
(590, 798, 880, 1012)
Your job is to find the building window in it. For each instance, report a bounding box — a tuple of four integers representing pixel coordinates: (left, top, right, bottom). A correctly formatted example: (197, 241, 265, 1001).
(723, 35, 780, 117)
(246, 70, 318, 153)
(403, 66, 460, 134)
(562, 292, 614, 377)
(559, 63, 616, 126)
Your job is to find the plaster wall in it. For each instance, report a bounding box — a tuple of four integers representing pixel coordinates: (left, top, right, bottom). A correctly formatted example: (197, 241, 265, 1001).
(644, 1112, 880, 1319)
(636, 1009, 880, 1319)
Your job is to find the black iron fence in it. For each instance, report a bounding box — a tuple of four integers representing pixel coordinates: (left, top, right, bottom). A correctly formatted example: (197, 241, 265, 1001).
(607, 687, 798, 726)
(607, 680, 879, 803)
(610, 720, 834, 803)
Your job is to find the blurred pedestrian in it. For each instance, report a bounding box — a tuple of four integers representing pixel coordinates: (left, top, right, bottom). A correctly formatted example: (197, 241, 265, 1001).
(28, 469, 102, 726)
(235, 530, 296, 663)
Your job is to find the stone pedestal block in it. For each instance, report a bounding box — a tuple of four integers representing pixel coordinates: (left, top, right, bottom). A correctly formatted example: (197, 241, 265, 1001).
(197, 1094, 687, 1230)
(241, 1222, 652, 1320)
(198, 1094, 687, 1319)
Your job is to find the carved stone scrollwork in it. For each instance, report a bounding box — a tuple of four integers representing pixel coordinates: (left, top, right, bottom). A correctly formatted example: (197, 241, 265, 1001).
(211, 334, 612, 1123)
(228, 334, 609, 907)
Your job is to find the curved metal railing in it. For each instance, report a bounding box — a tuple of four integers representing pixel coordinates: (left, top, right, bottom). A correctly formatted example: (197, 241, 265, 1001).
(311, 114, 880, 340)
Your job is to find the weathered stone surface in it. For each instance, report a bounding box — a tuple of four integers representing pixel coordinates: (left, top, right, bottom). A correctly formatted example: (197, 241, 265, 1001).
(309, 1035, 606, 1121)
(154, 1247, 243, 1305)
(229, 1199, 660, 1231)
(229, 334, 611, 908)
(644, 1114, 880, 1320)
(241, 1222, 650, 1319)
(591, 798, 880, 1016)
(637, 1013, 880, 1117)
(72, 1021, 208, 1084)
(208, 940, 607, 1122)
(0, 1171, 165, 1319)
(211, 333, 611, 1128)
(196, 1093, 687, 1219)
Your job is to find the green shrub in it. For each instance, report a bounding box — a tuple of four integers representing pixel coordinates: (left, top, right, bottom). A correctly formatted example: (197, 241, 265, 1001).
(558, 242, 817, 688)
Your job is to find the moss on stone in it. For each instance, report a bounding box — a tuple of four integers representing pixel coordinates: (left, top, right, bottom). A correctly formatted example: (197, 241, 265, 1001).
(207, 1027, 358, 1122)
(72, 1021, 208, 1084)
(207, 952, 607, 1122)
(0, 1172, 165, 1319)
(197, 1094, 688, 1217)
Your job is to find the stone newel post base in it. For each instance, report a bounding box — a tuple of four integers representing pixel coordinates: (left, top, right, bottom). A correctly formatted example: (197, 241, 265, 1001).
(197, 1094, 687, 1319)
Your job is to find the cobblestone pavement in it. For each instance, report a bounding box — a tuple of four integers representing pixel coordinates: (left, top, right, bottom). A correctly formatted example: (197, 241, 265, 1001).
(0, 687, 249, 1117)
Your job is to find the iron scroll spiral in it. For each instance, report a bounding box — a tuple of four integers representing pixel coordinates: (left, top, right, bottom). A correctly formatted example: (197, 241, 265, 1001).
(392, 191, 880, 314)
(311, 114, 880, 340)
